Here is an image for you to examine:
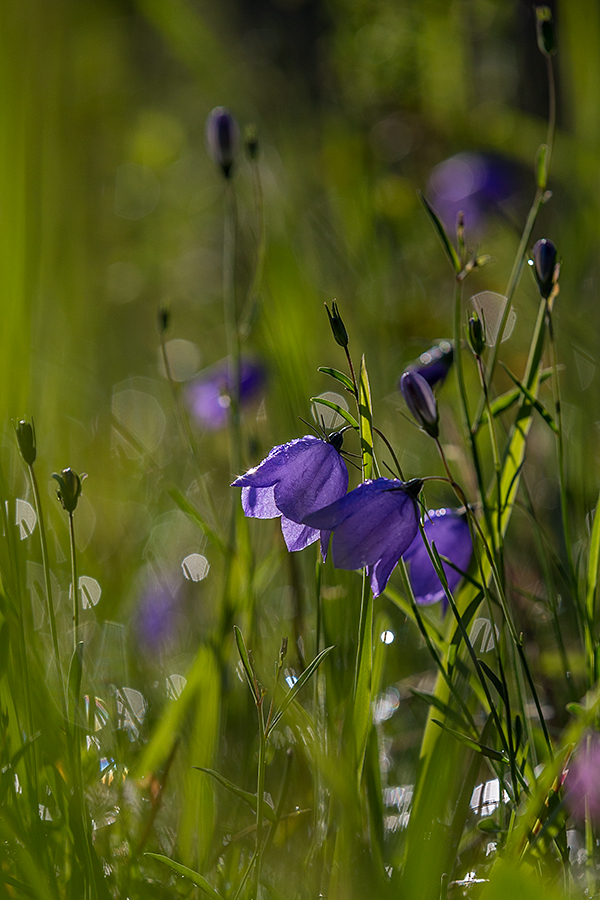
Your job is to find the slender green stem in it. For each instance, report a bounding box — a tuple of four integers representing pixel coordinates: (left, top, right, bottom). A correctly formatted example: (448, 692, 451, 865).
(223, 179, 242, 475)
(69, 511, 78, 651)
(254, 698, 267, 897)
(29, 464, 63, 702)
(476, 354, 504, 580)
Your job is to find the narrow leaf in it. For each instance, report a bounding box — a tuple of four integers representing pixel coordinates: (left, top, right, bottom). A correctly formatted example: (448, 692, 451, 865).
(499, 362, 558, 433)
(170, 489, 226, 555)
(485, 368, 553, 421)
(586, 491, 600, 629)
(268, 645, 333, 734)
(317, 366, 356, 394)
(478, 659, 508, 704)
(67, 641, 84, 722)
(145, 854, 225, 900)
(310, 397, 358, 430)
(418, 191, 460, 274)
(431, 719, 506, 761)
(358, 355, 374, 480)
(410, 689, 468, 727)
(234, 625, 259, 704)
(193, 768, 276, 823)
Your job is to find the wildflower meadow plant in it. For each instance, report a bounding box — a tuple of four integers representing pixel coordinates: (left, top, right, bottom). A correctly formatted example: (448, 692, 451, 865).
(6, 6, 600, 900)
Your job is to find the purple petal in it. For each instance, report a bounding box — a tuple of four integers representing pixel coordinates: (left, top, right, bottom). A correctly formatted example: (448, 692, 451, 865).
(281, 517, 320, 552)
(241, 485, 280, 519)
(233, 435, 348, 524)
(274, 442, 348, 522)
(305, 478, 419, 574)
(404, 509, 472, 605)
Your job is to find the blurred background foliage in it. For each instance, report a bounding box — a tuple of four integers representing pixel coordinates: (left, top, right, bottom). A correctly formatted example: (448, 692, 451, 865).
(2, 0, 600, 895)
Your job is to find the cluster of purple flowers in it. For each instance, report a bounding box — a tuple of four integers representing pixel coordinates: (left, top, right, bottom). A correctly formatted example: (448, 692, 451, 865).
(232, 431, 472, 601)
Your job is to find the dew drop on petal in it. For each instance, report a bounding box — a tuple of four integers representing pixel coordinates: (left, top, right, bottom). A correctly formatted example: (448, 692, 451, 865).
(182, 553, 210, 581)
(16, 499, 36, 539)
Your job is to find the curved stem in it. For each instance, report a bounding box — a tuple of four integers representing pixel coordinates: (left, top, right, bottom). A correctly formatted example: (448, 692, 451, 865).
(69, 511, 78, 651)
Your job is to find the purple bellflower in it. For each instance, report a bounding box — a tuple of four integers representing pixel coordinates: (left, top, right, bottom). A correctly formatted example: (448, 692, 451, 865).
(304, 477, 422, 597)
(404, 508, 473, 606)
(402, 341, 454, 391)
(186, 358, 265, 431)
(205, 107, 240, 178)
(231, 434, 349, 555)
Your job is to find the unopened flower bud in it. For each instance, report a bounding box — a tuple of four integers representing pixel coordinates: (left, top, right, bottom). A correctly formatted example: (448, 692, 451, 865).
(468, 311, 486, 357)
(53, 468, 84, 513)
(401, 371, 439, 438)
(244, 124, 259, 161)
(325, 300, 349, 348)
(532, 238, 557, 299)
(205, 107, 240, 179)
(15, 419, 36, 466)
(535, 6, 556, 57)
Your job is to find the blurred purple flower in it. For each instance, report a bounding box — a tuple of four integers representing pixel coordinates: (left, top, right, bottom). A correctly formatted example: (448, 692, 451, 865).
(565, 734, 600, 824)
(186, 358, 265, 430)
(404, 508, 473, 606)
(231, 434, 349, 554)
(136, 578, 180, 650)
(428, 152, 521, 234)
(402, 341, 454, 391)
(304, 478, 422, 597)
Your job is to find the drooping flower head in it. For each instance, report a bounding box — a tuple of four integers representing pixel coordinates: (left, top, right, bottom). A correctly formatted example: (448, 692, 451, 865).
(304, 477, 422, 597)
(231, 434, 349, 555)
(400, 371, 439, 438)
(404, 508, 473, 606)
(402, 341, 454, 391)
(186, 358, 266, 430)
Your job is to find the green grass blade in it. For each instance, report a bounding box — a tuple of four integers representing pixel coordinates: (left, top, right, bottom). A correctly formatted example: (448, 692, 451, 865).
(317, 366, 355, 394)
(310, 397, 358, 430)
(357, 355, 374, 480)
(268, 645, 333, 734)
(145, 853, 225, 900)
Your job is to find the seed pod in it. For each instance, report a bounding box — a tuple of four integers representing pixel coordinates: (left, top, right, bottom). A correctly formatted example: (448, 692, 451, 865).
(53, 468, 83, 513)
(15, 419, 36, 466)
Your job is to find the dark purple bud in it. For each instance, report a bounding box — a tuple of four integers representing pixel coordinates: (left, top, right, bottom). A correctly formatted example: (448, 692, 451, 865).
(401, 371, 439, 438)
(468, 311, 486, 357)
(325, 300, 349, 348)
(535, 6, 556, 57)
(15, 419, 36, 466)
(403, 341, 453, 391)
(532, 238, 557, 299)
(205, 107, 240, 179)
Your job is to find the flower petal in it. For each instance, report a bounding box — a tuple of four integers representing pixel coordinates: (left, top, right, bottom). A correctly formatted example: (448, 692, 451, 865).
(280, 517, 320, 552)
(404, 509, 472, 605)
(274, 441, 348, 523)
(305, 478, 419, 574)
(241, 485, 280, 519)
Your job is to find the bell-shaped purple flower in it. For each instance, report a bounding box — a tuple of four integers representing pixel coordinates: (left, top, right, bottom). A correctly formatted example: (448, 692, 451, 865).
(404, 508, 473, 606)
(304, 477, 422, 597)
(231, 435, 349, 555)
(400, 371, 439, 438)
(402, 341, 453, 391)
(186, 358, 265, 431)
